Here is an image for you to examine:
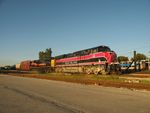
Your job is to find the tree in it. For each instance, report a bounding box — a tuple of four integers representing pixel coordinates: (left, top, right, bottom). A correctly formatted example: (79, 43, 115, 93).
(117, 56, 129, 62)
(133, 53, 147, 61)
(39, 51, 45, 61)
(39, 48, 52, 62)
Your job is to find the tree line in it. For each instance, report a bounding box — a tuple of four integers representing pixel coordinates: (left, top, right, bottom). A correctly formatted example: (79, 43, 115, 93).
(39, 48, 52, 62)
(117, 53, 147, 62)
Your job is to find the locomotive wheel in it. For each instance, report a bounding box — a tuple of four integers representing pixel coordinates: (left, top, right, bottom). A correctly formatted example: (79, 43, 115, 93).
(93, 69, 99, 75)
(59, 68, 63, 73)
(55, 68, 59, 73)
(45, 68, 50, 73)
(101, 70, 107, 75)
(44, 67, 50, 73)
(86, 69, 92, 75)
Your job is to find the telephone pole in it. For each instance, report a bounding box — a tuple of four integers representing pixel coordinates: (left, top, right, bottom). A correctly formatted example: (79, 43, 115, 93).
(133, 50, 137, 71)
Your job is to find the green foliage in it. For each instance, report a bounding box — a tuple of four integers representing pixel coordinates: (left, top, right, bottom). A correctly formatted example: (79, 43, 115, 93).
(132, 53, 147, 61)
(140, 80, 150, 84)
(39, 48, 52, 62)
(117, 56, 129, 62)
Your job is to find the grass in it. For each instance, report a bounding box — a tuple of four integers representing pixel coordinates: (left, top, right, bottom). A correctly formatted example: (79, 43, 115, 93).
(91, 75, 126, 82)
(40, 73, 126, 82)
(39, 73, 150, 85)
(140, 80, 150, 84)
(135, 70, 150, 74)
(6, 72, 150, 90)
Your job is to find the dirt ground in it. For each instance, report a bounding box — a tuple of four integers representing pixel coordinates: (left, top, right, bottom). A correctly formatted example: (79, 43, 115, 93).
(3, 72, 150, 91)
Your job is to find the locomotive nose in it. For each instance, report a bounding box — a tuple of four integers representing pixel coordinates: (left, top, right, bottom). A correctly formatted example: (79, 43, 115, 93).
(107, 51, 117, 63)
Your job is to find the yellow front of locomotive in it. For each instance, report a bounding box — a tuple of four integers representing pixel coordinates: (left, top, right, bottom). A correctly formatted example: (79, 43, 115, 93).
(51, 59, 56, 67)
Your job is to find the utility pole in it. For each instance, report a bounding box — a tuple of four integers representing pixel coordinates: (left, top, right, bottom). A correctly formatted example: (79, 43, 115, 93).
(134, 51, 137, 71)
(148, 51, 150, 70)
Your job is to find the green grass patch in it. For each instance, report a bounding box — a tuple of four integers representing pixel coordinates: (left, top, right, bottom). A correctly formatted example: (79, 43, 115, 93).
(91, 75, 125, 82)
(42, 73, 125, 82)
(33, 72, 150, 85)
(135, 70, 150, 74)
(140, 80, 150, 84)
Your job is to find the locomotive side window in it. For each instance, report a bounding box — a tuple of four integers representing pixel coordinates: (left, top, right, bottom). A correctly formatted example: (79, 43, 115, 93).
(99, 57, 107, 62)
(103, 47, 111, 52)
(98, 46, 111, 52)
(91, 48, 98, 53)
(74, 51, 81, 56)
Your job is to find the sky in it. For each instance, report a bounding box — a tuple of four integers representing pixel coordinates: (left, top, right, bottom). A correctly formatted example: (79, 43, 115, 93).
(0, 0, 150, 66)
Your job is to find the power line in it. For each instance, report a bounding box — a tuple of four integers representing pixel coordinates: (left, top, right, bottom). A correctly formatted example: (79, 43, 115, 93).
(116, 45, 150, 56)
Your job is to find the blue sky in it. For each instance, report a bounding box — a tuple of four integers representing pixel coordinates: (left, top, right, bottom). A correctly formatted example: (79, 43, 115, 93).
(0, 0, 150, 66)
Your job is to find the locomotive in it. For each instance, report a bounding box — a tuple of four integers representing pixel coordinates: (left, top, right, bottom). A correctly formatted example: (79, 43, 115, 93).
(17, 45, 121, 75)
(54, 45, 121, 75)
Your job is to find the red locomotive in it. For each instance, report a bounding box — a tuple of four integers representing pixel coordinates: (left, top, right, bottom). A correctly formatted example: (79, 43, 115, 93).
(54, 45, 121, 74)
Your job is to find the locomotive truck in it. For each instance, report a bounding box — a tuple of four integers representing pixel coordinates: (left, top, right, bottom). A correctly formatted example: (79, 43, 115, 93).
(17, 45, 121, 75)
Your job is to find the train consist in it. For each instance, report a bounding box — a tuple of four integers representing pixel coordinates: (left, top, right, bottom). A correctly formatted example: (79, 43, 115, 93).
(16, 45, 121, 75)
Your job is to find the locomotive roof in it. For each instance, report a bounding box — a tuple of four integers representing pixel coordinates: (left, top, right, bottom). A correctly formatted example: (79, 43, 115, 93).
(74, 45, 110, 53)
(55, 45, 111, 59)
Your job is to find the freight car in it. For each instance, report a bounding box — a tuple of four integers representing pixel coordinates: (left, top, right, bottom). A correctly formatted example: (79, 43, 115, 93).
(54, 45, 121, 75)
(17, 60, 51, 73)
